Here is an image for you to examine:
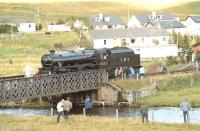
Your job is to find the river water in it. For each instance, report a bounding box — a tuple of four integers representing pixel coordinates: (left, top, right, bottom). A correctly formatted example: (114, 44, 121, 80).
(1, 107, 200, 124)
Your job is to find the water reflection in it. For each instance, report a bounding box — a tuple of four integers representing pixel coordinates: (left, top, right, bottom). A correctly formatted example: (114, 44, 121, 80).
(1, 107, 200, 124)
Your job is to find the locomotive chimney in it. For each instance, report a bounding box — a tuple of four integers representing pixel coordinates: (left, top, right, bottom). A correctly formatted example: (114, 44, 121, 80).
(50, 50, 55, 55)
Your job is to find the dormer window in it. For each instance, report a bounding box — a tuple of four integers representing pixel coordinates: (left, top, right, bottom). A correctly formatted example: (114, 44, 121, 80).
(157, 15, 163, 19)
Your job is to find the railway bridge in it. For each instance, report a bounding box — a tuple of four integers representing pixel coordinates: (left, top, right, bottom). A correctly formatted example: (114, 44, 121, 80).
(0, 70, 114, 104)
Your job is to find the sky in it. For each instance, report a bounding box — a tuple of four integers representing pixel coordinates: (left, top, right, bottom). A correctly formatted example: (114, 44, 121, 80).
(0, 0, 197, 9)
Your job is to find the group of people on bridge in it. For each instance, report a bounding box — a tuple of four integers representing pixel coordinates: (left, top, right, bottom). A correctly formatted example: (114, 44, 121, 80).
(114, 66, 145, 79)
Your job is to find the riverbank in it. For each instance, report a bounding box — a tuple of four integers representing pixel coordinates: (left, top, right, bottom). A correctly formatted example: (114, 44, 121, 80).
(0, 114, 200, 131)
(114, 72, 200, 107)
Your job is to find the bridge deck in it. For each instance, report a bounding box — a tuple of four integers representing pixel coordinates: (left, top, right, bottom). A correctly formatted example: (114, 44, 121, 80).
(0, 70, 107, 103)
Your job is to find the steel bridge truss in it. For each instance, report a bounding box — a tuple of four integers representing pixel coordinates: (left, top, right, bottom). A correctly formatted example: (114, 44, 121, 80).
(0, 70, 107, 103)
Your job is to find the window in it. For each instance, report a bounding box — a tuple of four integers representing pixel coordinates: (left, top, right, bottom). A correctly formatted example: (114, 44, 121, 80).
(104, 40, 107, 45)
(142, 38, 144, 43)
(131, 39, 135, 43)
(163, 37, 166, 41)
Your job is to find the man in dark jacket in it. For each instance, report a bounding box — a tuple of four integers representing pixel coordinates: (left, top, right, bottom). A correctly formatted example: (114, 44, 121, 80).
(84, 96, 93, 116)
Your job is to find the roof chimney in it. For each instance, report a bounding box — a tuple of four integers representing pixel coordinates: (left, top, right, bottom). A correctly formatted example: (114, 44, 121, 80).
(152, 11, 157, 19)
(99, 13, 103, 21)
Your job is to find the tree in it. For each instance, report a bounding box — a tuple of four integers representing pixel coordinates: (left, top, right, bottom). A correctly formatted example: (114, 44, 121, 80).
(56, 19, 65, 24)
(0, 24, 18, 33)
(36, 23, 42, 30)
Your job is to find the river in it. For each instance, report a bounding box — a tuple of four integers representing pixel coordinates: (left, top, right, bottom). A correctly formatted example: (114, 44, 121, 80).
(1, 107, 200, 124)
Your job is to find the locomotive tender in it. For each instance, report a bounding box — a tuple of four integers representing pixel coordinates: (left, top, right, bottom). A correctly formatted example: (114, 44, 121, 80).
(39, 47, 140, 78)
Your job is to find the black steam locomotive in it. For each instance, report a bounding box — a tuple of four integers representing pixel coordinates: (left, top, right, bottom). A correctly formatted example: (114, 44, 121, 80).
(39, 47, 140, 78)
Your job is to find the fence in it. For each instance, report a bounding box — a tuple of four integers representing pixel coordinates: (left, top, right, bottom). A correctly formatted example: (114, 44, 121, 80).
(122, 83, 157, 104)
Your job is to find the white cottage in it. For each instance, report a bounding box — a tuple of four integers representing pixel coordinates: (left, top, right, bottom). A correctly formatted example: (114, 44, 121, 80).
(89, 28, 178, 59)
(182, 15, 200, 35)
(128, 12, 174, 28)
(91, 13, 125, 30)
(0, 16, 36, 32)
(47, 24, 71, 32)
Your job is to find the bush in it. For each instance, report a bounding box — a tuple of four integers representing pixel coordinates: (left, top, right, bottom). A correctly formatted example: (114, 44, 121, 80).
(0, 24, 18, 33)
(36, 23, 42, 30)
(166, 56, 179, 66)
(196, 53, 200, 61)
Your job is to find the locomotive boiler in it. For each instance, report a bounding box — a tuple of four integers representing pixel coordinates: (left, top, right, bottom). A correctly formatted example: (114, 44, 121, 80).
(39, 47, 140, 78)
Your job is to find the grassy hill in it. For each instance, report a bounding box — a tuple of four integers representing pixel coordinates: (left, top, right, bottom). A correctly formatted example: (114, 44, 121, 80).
(162, 1, 200, 19)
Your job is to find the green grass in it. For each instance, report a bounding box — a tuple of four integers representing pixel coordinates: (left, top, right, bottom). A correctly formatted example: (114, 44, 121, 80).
(114, 72, 200, 107)
(0, 32, 79, 56)
(0, 114, 200, 131)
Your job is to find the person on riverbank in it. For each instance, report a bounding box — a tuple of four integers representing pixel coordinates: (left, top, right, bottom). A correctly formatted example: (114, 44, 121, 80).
(180, 98, 191, 123)
(62, 97, 72, 120)
(140, 104, 149, 123)
(84, 96, 93, 116)
(56, 99, 65, 123)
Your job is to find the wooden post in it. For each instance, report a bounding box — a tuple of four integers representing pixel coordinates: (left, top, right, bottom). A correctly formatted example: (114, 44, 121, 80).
(50, 108, 53, 116)
(191, 79, 194, 88)
(83, 108, 86, 117)
(150, 78, 153, 84)
(136, 73, 139, 80)
(116, 109, 119, 119)
(173, 80, 176, 88)
(19, 108, 22, 116)
(152, 111, 154, 121)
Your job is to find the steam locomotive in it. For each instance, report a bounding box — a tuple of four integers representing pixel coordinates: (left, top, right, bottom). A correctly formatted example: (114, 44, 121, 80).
(39, 47, 140, 78)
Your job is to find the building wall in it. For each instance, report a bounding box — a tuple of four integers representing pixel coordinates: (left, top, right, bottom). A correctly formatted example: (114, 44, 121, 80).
(18, 23, 36, 32)
(131, 45, 178, 59)
(48, 24, 71, 32)
(93, 35, 178, 58)
(93, 38, 123, 49)
(185, 17, 200, 35)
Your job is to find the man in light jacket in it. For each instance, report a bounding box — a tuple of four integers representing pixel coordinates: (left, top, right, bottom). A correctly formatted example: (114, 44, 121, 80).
(62, 97, 72, 119)
(180, 98, 191, 123)
(57, 99, 65, 123)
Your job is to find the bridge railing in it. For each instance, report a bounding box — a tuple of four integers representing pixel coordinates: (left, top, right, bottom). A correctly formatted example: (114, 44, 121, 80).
(0, 70, 107, 103)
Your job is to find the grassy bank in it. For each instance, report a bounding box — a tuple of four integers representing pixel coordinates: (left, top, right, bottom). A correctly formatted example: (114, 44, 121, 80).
(0, 114, 200, 131)
(114, 72, 200, 107)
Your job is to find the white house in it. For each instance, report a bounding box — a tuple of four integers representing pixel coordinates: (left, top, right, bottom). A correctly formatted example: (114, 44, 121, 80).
(128, 11, 174, 28)
(47, 24, 71, 32)
(182, 15, 200, 35)
(89, 28, 178, 58)
(0, 16, 36, 32)
(74, 20, 87, 30)
(91, 13, 125, 30)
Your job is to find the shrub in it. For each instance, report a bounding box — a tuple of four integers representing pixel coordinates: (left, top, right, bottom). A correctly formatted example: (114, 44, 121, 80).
(166, 56, 179, 66)
(0, 24, 18, 33)
(36, 23, 42, 30)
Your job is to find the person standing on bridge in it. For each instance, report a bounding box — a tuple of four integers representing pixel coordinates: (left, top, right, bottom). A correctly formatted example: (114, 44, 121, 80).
(84, 96, 93, 116)
(63, 97, 72, 120)
(180, 98, 191, 123)
(57, 99, 65, 123)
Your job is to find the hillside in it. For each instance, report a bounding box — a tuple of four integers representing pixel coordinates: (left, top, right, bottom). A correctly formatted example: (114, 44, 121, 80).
(162, 1, 200, 19)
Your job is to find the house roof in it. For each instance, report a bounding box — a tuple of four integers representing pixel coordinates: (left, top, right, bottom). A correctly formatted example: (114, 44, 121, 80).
(188, 15, 200, 23)
(90, 28, 170, 39)
(135, 13, 174, 24)
(158, 20, 185, 29)
(0, 16, 34, 24)
(192, 41, 200, 47)
(91, 16, 124, 26)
